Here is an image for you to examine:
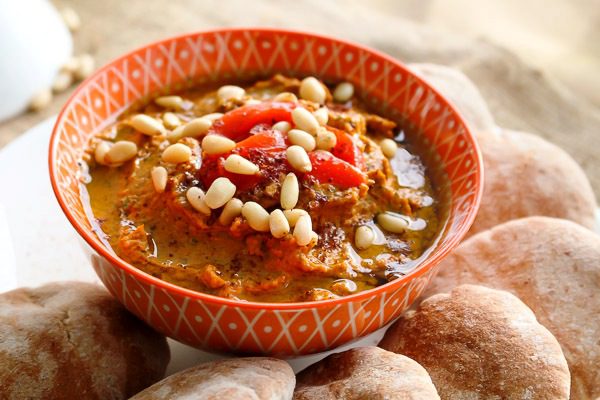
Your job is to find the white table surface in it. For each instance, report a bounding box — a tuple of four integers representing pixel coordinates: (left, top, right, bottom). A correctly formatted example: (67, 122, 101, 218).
(0, 117, 385, 375)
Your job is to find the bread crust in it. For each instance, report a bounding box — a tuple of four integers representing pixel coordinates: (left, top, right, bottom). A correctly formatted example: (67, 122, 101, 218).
(294, 346, 439, 400)
(130, 357, 295, 400)
(0, 282, 170, 399)
(426, 216, 600, 399)
(380, 284, 570, 399)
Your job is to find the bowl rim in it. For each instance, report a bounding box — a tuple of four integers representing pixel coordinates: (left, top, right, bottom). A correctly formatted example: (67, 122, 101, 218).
(49, 27, 484, 311)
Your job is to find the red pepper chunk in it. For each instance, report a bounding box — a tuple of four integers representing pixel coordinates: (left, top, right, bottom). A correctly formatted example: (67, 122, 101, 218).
(326, 126, 366, 170)
(235, 124, 287, 151)
(308, 150, 366, 189)
(211, 101, 296, 141)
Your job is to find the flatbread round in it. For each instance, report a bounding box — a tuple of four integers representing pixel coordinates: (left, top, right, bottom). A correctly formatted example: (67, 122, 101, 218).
(294, 346, 439, 399)
(470, 129, 597, 235)
(0, 281, 170, 399)
(380, 284, 570, 399)
(131, 357, 295, 400)
(426, 217, 600, 398)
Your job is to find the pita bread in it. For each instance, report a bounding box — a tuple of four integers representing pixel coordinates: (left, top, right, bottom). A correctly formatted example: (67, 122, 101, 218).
(131, 357, 295, 400)
(380, 284, 570, 399)
(426, 217, 600, 399)
(0, 282, 170, 399)
(294, 346, 439, 399)
(470, 128, 597, 235)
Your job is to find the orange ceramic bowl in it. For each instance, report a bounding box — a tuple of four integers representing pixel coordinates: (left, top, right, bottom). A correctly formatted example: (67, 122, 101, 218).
(49, 28, 483, 356)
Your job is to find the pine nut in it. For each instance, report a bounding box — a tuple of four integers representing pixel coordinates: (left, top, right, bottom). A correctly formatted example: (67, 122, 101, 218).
(106, 140, 137, 164)
(333, 82, 354, 102)
(52, 70, 73, 92)
(60, 7, 80, 31)
(269, 209, 290, 238)
(74, 54, 95, 80)
(380, 138, 398, 158)
(155, 96, 184, 110)
(316, 129, 337, 151)
(274, 92, 298, 102)
(283, 209, 308, 227)
(313, 107, 329, 126)
(202, 135, 236, 155)
(161, 143, 191, 164)
(286, 145, 312, 172)
(29, 88, 52, 111)
(377, 212, 409, 233)
(186, 187, 211, 215)
(242, 202, 270, 232)
(291, 107, 319, 135)
(162, 112, 181, 129)
(272, 121, 291, 133)
(94, 141, 111, 165)
(288, 129, 316, 151)
(355, 226, 374, 250)
(151, 166, 168, 193)
(167, 125, 186, 142)
(310, 231, 319, 245)
(299, 77, 326, 104)
(131, 114, 164, 136)
(217, 85, 245, 102)
(205, 177, 236, 209)
(224, 154, 259, 175)
(61, 56, 80, 73)
(219, 198, 243, 225)
(182, 117, 212, 138)
(245, 99, 261, 106)
(293, 214, 312, 246)
(280, 173, 299, 210)
(202, 113, 224, 121)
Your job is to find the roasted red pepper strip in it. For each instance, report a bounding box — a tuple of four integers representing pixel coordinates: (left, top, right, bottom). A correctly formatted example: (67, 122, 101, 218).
(326, 126, 365, 170)
(211, 101, 296, 141)
(308, 150, 366, 189)
(235, 124, 287, 151)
